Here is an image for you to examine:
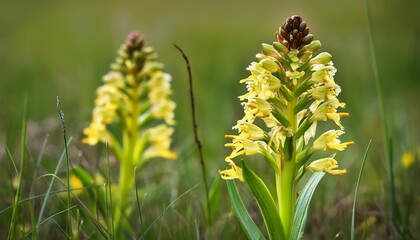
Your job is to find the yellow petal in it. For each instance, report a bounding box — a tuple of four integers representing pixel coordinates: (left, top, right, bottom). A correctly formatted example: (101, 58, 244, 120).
(307, 158, 347, 175)
(219, 160, 244, 182)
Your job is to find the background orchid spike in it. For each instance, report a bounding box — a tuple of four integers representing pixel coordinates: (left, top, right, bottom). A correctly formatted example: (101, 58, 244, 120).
(83, 31, 177, 161)
(220, 15, 354, 239)
(82, 31, 177, 236)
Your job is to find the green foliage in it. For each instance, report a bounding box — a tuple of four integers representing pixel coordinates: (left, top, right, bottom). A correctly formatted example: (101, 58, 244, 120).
(0, 1, 419, 239)
(242, 162, 285, 240)
(226, 180, 265, 240)
(351, 140, 372, 240)
(36, 137, 73, 234)
(291, 172, 325, 240)
(7, 98, 27, 240)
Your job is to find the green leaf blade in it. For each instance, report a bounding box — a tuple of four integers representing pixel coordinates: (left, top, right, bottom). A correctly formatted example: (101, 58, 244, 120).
(291, 172, 325, 240)
(226, 180, 266, 240)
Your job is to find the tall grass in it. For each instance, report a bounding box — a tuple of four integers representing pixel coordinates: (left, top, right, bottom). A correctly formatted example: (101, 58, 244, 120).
(0, 1, 419, 238)
(35, 138, 73, 236)
(364, 0, 402, 237)
(7, 97, 27, 239)
(351, 139, 372, 240)
(56, 96, 72, 237)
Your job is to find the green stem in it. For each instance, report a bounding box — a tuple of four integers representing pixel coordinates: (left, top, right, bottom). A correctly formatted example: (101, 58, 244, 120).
(120, 130, 136, 202)
(275, 155, 282, 220)
(114, 81, 141, 236)
(114, 130, 136, 236)
(280, 160, 295, 238)
(277, 90, 298, 238)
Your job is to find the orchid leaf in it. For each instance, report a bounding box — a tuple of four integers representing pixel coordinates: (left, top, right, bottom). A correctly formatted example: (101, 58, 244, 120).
(226, 180, 266, 240)
(242, 162, 285, 240)
(291, 172, 325, 240)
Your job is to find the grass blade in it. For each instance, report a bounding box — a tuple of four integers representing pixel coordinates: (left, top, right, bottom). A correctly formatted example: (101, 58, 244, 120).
(208, 178, 221, 224)
(242, 162, 285, 240)
(105, 143, 114, 236)
(291, 172, 325, 240)
(351, 139, 372, 240)
(3, 138, 18, 176)
(28, 134, 49, 239)
(363, 0, 400, 234)
(226, 180, 266, 240)
(36, 137, 73, 232)
(7, 97, 28, 240)
(56, 96, 72, 235)
(134, 167, 145, 235)
(138, 184, 198, 240)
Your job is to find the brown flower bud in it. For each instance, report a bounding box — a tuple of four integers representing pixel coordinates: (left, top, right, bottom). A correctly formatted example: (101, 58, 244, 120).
(276, 15, 313, 50)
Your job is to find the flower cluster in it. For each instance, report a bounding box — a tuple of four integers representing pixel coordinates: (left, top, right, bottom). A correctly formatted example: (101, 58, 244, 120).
(83, 32, 176, 161)
(220, 15, 353, 181)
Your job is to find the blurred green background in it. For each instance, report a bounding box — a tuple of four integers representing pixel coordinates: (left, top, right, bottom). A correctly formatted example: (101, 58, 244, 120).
(1, 0, 420, 238)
